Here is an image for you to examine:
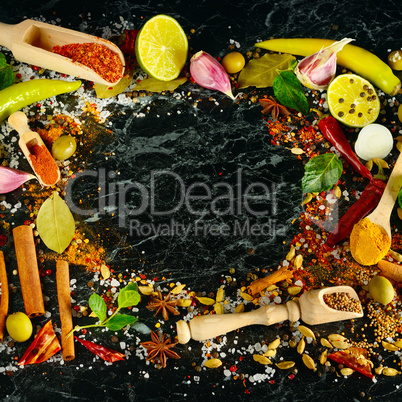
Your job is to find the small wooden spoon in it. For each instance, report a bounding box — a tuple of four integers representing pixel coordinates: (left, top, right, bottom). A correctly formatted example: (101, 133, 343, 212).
(0, 19, 125, 86)
(350, 152, 402, 265)
(8, 111, 60, 187)
(177, 286, 363, 344)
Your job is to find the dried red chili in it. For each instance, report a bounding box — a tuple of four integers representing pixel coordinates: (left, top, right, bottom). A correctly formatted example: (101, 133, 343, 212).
(323, 178, 385, 250)
(119, 30, 139, 57)
(18, 320, 61, 366)
(328, 347, 374, 379)
(52, 43, 123, 83)
(318, 115, 373, 181)
(74, 336, 125, 362)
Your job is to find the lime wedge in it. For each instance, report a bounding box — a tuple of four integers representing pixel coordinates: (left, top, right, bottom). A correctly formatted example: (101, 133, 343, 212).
(135, 14, 188, 81)
(327, 74, 380, 128)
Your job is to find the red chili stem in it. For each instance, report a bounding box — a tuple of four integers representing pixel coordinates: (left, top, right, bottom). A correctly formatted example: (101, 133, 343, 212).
(323, 178, 386, 250)
(318, 115, 373, 181)
(74, 336, 125, 363)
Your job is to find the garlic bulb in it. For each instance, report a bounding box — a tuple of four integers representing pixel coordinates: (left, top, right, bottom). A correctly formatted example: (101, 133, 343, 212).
(354, 124, 393, 161)
(295, 38, 354, 90)
(190, 51, 235, 99)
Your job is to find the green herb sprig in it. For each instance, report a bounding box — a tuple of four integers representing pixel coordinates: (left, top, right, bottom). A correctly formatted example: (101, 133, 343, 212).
(0, 53, 14, 91)
(69, 282, 141, 336)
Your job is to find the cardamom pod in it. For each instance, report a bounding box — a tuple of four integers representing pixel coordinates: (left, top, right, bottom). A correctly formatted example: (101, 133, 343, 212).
(275, 361, 295, 370)
(340, 367, 354, 376)
(383, 367, 400, 376)
(298, 325, 316, 340)
(297, 337, 306, 354)
(253, 354, 272, 365)
(302, 354, 316, 370)
(204, 358, 222, 368)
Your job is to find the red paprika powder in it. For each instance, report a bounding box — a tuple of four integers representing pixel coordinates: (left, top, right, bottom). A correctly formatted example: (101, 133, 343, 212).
(52, 43, 123, 83)
(28, 144, 59, 185)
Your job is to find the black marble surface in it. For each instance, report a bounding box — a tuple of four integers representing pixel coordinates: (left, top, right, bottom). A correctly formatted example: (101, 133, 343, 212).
(0, 0, 402, 401)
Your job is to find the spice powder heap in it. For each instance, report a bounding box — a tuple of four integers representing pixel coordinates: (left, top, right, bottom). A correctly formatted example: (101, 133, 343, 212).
(349, 217, 391, 266)
(52, 43, 123, 83)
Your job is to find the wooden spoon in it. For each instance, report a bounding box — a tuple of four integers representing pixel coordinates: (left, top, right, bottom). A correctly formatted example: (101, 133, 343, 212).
(350, 152, 402, 265)
(0, 19, 125, 86)
(177, 286, 363, 344)
(8, 111, 60, 187)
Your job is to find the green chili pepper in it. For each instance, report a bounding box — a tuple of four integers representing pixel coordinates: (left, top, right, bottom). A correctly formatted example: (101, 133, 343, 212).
(0, 79, 81, 122)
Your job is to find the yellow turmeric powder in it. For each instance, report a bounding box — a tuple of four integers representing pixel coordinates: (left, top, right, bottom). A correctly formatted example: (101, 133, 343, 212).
(350, 217, 391, 266)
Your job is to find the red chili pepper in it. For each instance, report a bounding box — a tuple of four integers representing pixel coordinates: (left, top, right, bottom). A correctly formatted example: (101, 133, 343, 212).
(319, 115, 373, 181)
(18, 320, 61, 366)
(328, 347, 374, 379)
(119, 29, 139, 57)
(74, 336, 125, 363)
(323, 178, 385, 250)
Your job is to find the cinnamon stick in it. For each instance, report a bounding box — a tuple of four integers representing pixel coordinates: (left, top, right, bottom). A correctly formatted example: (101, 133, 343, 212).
(13, 225, 45, 318)
(56, 260, 75, 361)
(247, 265, 294, 296)
(0, 251, 9, 342)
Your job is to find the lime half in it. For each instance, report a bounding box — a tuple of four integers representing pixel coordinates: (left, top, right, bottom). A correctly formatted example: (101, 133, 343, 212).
(135, 14, 188, 81)
(327, 74, 380, 128)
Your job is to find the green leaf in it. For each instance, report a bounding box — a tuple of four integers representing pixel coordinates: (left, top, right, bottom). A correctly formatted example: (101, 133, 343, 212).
(398, 188, 402, 210)
(118, 282, 141, 309)
(0, 53, 14, 91)
(237, 53, 296, 89)
(302, 153, 343, 194)
(94, 68, 135, 99)
(273, 70, 309, 115)
(134, 76, 187, 92)
(89, 293, 107, 322)
(36, 192, 75, 253)
(104, 314, 138, 331)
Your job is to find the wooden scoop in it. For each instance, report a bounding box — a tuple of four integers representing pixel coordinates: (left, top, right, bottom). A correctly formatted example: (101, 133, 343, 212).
(0, 19, 125, 86)
(177, 286, 363, 344)
(350, 152, 402, 265)
(363, 152, 402, 239)
(8, 111, 60, 187)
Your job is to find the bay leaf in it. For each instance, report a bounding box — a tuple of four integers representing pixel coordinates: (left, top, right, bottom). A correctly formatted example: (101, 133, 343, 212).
(237, 53, 295, 89)
(134, 76, 187, 92)
(36, 192, 75, 253)
(94, 67, 135, 99)
(273, 70, 309, 115)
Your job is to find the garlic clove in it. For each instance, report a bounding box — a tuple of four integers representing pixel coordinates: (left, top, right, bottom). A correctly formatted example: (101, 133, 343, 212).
(295, 38, 354, 90)
(0, 166, 36, 194)
(190, 50, 235, 99)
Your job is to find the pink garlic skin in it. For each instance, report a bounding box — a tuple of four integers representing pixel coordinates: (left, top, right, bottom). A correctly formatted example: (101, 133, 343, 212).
(0, 166, 36, 194)
(190, 51, 235, 99)
(295, 38, 354, 90)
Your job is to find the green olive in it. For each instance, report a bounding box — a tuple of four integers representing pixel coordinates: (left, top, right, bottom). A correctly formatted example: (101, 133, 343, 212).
(6, 312, 33, 342)
(51, 135, 77, 161)
(368, 275, 395, 305)
(398, 104, 402, 124)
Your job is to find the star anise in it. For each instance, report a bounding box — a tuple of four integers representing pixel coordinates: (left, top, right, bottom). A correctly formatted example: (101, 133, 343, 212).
(259, 96, 291, 120)
(146, 290, 180, 321)
(141, 330, 180, 368)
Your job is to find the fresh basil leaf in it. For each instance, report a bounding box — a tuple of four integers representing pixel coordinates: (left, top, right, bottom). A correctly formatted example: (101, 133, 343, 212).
(89, 293, 107, 322)
(273, 70, 309, 115)
(104, 314, 138, 331)
(118, 282, 141, 309)
(0, 53, 14, 91)
(302, 153, 343, 194)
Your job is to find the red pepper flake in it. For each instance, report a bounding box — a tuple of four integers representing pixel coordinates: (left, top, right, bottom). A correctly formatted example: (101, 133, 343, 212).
(52, 43, 123, 83)
(229, 365, 237, 372)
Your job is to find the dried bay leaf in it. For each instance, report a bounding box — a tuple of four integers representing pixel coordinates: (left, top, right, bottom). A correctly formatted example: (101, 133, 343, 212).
(36, 192, 75, 253)
(196, 296, 215, 306)
(134, 76, 187, 92)
(238, 53, 296, 89)
(94, 67, 135, 99)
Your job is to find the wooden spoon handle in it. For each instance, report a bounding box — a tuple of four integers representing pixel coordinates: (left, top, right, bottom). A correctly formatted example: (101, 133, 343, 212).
(0, 22, 12, 50)
(177, 302, 300, 343)
(368, 152, 402, 231)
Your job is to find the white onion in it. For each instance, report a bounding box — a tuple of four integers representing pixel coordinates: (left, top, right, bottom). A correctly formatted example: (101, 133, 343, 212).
(354, 123, 393, 161)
